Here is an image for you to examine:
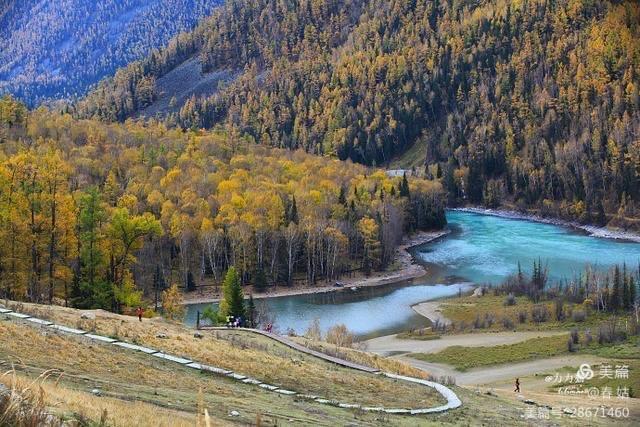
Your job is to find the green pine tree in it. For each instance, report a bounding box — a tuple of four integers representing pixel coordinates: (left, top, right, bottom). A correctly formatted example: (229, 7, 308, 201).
(610, 265, 621, 311)
(220, 267, 245, 319)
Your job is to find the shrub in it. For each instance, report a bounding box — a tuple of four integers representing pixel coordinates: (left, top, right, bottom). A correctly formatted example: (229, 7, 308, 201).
(517, 311, 528, 324)
(570, 328, 579, 344)
(504, 293, 516, 306)
(473, 315, 485, 329)
(531, 305, 549, 323)
(326, 324, 355, 348)
(572, 310, 586, 322)
(554, 298, 565, 321)
(501, 316, 514, 329)
(485, 313, 495, 328)
(305, 318, 322, 341)
(584, 329, 593, 345)
(598, 320, 627, 344)
(201, 306, 220, 326)
(162, 283, 185, 321)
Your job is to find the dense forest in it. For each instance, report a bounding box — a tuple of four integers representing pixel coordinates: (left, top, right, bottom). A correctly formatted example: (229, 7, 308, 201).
(0, 96, 445, 310)
(0, 0, 221, 105)
(76, 0, 640, 230)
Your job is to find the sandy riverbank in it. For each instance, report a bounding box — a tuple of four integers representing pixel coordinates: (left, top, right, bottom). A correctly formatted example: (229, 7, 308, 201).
(182, 229, 450, 305)
(454, 207, 640, 243)
(411, 301, 452, 326)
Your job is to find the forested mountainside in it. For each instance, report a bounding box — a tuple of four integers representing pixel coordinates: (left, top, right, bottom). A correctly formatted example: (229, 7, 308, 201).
(0, 96, 444, 308)
(76, 0, 640, 230)
(0, 0, 221, 106)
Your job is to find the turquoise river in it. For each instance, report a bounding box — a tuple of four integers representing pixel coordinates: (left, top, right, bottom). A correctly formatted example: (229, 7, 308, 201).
(185, 210, 640, 338)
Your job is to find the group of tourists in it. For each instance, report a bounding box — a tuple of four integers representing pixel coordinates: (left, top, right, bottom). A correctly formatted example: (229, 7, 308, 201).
(226, 315, 243, 327)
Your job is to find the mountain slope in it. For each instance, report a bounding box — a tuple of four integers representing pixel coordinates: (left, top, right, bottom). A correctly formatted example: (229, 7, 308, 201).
(0, 0, 222, 105)
(76, 0, 640, 228)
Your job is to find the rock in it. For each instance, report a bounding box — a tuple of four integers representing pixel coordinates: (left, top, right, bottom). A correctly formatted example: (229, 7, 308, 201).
(91, 388, 101, 396)
(472, 287, 483, 297)
(229, 410, 240, 417)
(193, 332, 203, 339)
(81, 312, 96, 320)
(156, 333, 168, 339)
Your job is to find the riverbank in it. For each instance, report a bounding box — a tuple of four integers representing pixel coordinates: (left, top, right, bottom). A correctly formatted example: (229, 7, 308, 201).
(411, 300, 452, 326)
(182, 229, 450, 305)
(453, 207, 640, 243)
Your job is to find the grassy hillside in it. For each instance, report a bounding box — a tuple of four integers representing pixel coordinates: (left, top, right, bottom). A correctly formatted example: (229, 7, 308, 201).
(0, 302, 543, 426)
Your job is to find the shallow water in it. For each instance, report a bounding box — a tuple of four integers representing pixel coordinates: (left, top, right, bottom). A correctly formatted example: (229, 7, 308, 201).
(185, 211, 640, 337)
(417, 210, 640, 285)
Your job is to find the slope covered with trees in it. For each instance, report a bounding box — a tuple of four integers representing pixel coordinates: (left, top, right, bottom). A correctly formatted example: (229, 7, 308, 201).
(76, 0, 640, 230)
(0, 0, 221, 106)
(0, 96, 445, 310)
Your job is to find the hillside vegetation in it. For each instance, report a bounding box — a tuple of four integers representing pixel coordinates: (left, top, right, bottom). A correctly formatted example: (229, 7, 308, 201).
(76, 0, 640, 229)
(0, 0, 221, 105)
(0, 96, 445, 309)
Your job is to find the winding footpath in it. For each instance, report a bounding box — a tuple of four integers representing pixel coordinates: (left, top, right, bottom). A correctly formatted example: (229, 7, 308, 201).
(0, 305, 461, 416)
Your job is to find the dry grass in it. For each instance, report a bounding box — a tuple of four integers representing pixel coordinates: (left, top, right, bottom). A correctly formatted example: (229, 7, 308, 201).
(0, 320, 399, 425)
(0, 369, 199, 427)
(7, 302, 444, 408)
(292, 337, 430, 379)
(0, 370, 59, 426)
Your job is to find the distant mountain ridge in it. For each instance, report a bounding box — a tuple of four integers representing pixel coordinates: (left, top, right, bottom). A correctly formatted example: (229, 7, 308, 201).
(0, 0, 222, 105)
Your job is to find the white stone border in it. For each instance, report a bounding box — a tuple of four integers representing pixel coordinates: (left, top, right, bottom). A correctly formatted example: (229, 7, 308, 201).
(1, 306, 462, 415)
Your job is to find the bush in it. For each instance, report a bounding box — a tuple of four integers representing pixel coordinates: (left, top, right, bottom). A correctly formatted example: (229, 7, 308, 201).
(570, 328, 579, 344)
(326, 324, 355, 348)
(585, 329, 593, 345)
(517, 310, 528, 324)
(485, 313, 495, 328)
(504, 293, 516, 306)
(531, 305, 549, 323)
(554, 298, 565, 321)
(162, 283, 185, 321)
(598, 320, 627, 344)
(201, 306, 221, 326)
(572, 310, 586, 322)
(305, 318, 322, 341)
(501, 316, 514, 329)
(473, 315, 485, 329)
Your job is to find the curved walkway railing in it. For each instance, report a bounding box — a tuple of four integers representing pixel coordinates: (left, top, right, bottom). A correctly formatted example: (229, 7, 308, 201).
(1, 306, 461, 415)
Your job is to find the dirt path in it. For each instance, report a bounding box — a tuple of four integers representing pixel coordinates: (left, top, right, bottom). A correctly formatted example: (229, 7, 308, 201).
(364, 330, 567, 357)
(397, 354, 607, 386)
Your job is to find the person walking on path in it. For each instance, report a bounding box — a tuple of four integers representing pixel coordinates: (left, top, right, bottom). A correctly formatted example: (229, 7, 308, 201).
(136, 306, 144, 322)
(514, 378, 520, 393)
